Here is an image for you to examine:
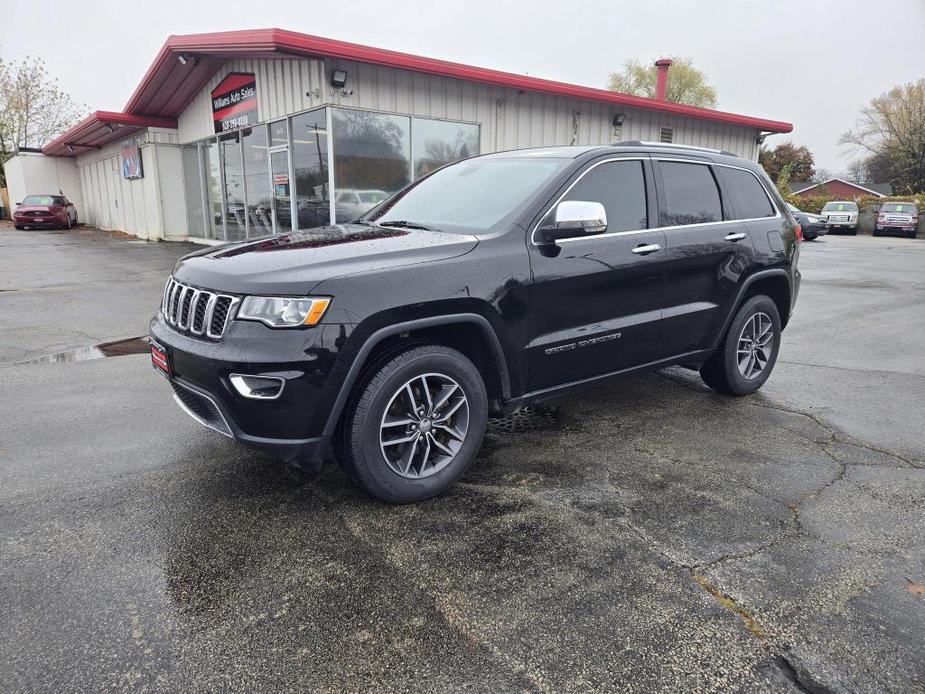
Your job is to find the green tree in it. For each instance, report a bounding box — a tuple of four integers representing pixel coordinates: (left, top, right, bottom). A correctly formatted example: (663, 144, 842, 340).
(840, 79, 925, 194)
(776, 162, 793, 196)
(607, 57, 717, 109)
(0, 54, 85, 186)
(758, 141, 816, 182)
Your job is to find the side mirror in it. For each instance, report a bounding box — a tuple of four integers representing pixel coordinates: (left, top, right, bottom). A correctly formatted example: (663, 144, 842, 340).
(15, 202, 21, 206)
(537, 200, 607, 243)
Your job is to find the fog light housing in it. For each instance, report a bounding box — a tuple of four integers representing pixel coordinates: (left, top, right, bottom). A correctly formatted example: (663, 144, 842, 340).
(229, 374, 286, 400)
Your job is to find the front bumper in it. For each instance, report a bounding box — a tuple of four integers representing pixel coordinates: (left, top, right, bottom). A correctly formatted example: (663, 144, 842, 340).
(150, 313, 350, 464)
(804, 222, 827, 236)
(14, 215, 66, 227)
(876, 224, 916, 232)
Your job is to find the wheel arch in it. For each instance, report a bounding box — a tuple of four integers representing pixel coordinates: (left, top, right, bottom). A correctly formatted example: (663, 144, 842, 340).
(714, 269, 792, 349)
(322, 313, 511, 438)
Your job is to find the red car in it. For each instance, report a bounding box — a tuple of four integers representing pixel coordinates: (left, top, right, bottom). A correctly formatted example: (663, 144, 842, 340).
(13, 194, 78, 230)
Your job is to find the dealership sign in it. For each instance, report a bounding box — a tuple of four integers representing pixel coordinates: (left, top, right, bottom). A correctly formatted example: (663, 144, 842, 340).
(211, 73, 257, 133)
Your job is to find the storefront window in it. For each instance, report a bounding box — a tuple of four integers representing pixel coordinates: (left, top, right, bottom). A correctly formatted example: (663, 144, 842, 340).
(184, 108, 480, 239)
(270, 119, 288, 147)
(291, 109, 330, 229)
(412, 118, 480, 178)
(332, 109, 411, 222)
(203, 140, 223, 240)
(181, 144, 205, 238)
(242, 125, 272, 237)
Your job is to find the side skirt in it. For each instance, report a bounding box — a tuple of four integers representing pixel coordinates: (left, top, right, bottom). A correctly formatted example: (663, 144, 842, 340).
(503, 349, 714, 412)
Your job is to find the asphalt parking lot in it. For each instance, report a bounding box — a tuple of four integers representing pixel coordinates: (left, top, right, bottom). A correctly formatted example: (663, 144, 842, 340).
(1, 224, 923, 693)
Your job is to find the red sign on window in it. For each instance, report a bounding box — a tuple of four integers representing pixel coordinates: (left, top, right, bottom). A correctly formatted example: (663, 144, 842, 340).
(211, 73, 257, 134)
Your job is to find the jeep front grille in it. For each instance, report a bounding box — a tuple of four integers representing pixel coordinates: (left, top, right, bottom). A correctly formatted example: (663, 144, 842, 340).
(161, 278, 239, 339)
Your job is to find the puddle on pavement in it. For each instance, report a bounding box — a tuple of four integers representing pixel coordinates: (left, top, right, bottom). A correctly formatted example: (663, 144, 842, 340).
(25, 336, 149, 364)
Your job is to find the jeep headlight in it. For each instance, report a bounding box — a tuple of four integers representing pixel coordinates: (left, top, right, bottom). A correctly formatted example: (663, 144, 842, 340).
(237, 296, 331, 327)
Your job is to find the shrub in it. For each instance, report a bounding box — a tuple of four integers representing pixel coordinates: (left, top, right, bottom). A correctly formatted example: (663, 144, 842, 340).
(785, 193, 922, 214)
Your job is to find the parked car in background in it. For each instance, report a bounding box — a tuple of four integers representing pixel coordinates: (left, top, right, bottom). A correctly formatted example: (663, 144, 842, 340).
(787, 203, 827, 241)
(151, 142, 801, 502)
(821, 200, 858, 234)
(874, 202, 918, 238)
(335, 189, 390, 221)
(13, 195, 78, 230)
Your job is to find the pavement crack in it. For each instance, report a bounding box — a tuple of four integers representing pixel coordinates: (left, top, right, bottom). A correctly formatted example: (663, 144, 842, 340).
(773, 655, 836, 694)
(778, 357, 925, 379)
(690, 570, 768, 641)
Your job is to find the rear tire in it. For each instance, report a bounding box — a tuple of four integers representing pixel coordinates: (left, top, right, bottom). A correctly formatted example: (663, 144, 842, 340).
(336, 344, 488, 503)
(14, 225, 23, 230)
(700, 295, 782, 396)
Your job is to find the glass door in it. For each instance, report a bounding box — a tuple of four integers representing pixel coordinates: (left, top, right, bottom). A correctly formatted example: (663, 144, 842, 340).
(270, 149, 292, 234)
(242, 125, 272, 237)
(220, 132, 246, 242)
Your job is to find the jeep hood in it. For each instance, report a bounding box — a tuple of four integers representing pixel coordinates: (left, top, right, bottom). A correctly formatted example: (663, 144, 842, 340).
(172, 224, 479, 295)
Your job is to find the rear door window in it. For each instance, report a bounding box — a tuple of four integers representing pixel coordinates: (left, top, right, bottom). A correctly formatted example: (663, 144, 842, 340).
(561, 160, 648, 233)
(718, 167, 776, 219)
(657, 161, 722, 226)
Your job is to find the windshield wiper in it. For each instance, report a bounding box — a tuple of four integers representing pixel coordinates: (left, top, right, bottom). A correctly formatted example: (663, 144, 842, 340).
(376, 220, 438, 231)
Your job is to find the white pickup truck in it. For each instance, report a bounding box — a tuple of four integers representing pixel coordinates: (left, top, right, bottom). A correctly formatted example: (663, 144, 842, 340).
(821, 201, 859, 235)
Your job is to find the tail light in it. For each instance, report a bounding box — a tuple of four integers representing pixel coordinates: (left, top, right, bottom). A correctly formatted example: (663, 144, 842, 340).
(794, 224, 803, 243)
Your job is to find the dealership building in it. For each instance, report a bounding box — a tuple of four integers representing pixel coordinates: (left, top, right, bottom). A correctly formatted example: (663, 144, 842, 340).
(5, 28, 792, 244)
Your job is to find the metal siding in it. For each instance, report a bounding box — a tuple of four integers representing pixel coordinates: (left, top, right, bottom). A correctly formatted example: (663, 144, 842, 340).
(176, 57, 761, 159)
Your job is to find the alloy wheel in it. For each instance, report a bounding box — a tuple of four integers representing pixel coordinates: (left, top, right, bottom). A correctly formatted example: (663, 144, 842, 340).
(736, 312, 774, 380)
(379, 373, 469, 478)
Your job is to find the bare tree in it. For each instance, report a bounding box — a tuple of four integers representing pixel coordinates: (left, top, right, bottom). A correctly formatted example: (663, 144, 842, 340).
(840, 79, 925, 194)
(0, 54, 86, 178)
(844, 159, 869, 184)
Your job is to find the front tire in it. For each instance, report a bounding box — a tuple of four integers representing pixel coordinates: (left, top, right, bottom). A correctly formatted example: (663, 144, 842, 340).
(336, 344, 488, 503)
(700, 295, 782, 396)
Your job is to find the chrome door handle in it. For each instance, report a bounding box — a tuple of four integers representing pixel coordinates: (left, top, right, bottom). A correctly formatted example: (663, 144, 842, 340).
(632, 243, 661, 255)
(724, 232, 747, 242)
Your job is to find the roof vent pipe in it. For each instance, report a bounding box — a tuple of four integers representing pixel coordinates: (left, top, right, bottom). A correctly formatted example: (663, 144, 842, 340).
(654, 58, 672, 101)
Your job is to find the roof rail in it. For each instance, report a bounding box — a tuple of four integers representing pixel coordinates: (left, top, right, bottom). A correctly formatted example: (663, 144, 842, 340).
(611, 140, 738, 157)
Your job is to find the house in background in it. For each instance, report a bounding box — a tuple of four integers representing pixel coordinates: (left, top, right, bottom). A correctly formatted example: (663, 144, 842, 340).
(790, 178, 892, 199)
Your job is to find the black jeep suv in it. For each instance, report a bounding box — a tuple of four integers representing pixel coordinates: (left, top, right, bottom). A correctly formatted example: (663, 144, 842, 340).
(150, 142, 800, 502)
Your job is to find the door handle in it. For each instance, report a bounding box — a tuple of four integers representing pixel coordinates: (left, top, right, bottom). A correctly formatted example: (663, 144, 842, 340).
(632, 243, 661, 255)
(724, 232, 747, 242)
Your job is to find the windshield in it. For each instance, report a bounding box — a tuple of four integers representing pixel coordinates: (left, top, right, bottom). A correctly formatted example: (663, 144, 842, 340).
(822, 201, 857, 212)
(22, 195, 58, 206)
(363, 157, 570, 233)
(881, 203, 916, 213)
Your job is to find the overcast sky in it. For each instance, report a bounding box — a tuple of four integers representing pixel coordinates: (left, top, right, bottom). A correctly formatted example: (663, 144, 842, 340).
(3, 0, 924, 174)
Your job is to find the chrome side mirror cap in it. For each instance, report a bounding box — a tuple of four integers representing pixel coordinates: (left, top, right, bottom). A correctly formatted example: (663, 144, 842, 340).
(537, 200, 607, 243)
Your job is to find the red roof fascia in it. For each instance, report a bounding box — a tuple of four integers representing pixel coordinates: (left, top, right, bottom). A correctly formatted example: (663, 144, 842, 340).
(42, 111, 178, 156)
(123, 28, 792, 134)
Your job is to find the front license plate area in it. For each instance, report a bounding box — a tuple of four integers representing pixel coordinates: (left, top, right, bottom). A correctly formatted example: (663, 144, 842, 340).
(150, 340, 171, 378)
